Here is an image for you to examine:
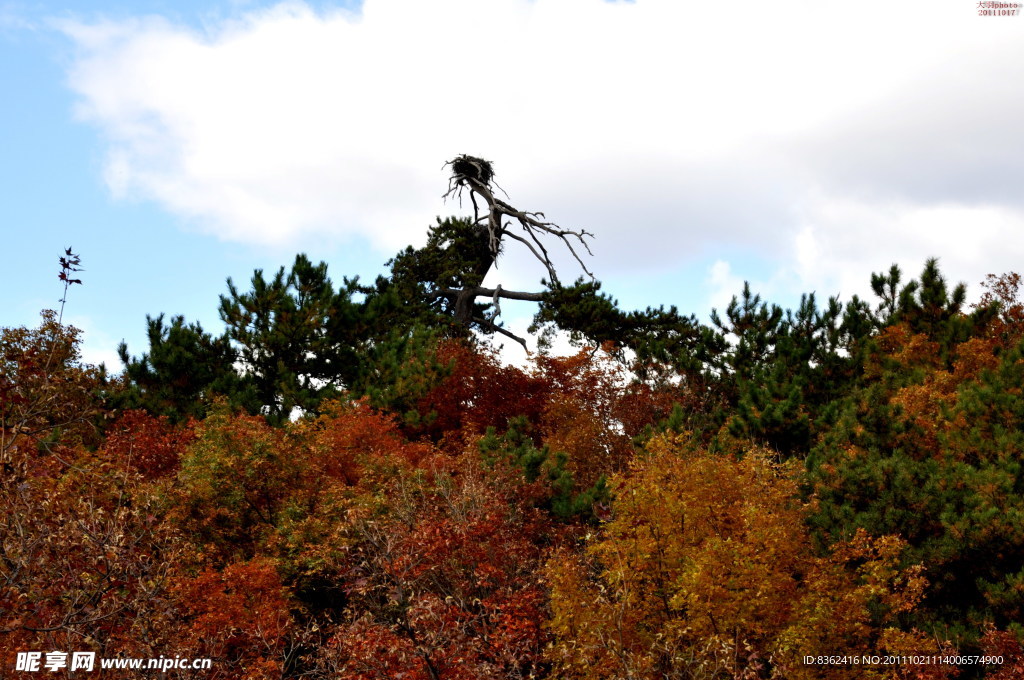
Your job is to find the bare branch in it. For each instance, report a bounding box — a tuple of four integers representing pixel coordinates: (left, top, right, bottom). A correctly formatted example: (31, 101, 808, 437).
(442, 154, 594, 286)
(501, 231, 559, 283)
(440, 287, 545, 302)
(489, 284, 502, 322)
(472, 316, 528, 350)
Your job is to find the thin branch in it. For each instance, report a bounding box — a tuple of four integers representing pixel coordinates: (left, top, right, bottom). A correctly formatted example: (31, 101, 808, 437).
(500, 231, 559, 283)
(473, 316, 528, 350)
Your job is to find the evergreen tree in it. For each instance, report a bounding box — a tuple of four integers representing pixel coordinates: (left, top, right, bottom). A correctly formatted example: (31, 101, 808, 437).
(533, 278, 718, 372)
(804, 264, 1018, 647)
(723, 291, 867, 455)
(116, 314, 254, 423)
(218, 254, 363, 424)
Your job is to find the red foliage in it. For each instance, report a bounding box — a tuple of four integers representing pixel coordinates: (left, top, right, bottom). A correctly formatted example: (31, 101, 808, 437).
(978, 626, 1024, 680)
(319, 460, 557, 679)
(102, 409, 195, 479)
(415, 342, 677, 489)
(412, 341, 549, 446)
(170, 558, 292, 678)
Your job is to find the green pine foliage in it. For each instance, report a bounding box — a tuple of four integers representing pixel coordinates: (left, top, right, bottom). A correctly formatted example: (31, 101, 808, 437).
(804, 277, 1020, 647)
(478, 416, 609, 520)
(218, 254, 363, 424)
(116, 314, 256, 422)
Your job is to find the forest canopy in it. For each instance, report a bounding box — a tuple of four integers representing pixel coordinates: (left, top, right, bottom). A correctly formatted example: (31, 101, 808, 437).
(3, 159, 1024, 679)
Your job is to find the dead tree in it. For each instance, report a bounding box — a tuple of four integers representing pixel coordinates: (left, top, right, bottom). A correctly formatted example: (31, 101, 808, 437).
(439, 155, 594, 348)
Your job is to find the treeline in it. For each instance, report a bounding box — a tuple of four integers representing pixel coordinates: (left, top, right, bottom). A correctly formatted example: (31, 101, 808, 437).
(3, 242, 1024, 678)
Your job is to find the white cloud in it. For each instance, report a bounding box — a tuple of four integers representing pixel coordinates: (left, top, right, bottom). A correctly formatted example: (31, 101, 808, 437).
(786, 196, 1024, 304)
(58, 0, 1024, 310)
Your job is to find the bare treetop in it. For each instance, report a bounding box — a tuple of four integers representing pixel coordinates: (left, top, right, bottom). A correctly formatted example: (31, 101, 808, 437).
(442, 154, 595, 286)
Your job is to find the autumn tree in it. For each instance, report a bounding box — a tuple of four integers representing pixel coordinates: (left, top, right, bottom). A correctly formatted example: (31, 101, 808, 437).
(976, 271, 1024, 349)
(314, 456, 556, 680)
(169, 557, 297, 679)
(546, 434, 949, 680)
(1, 311, 103, 469)
(2, 249, 101, 465)
(1, 275, 188, 672)
(682, 259, 992, 457)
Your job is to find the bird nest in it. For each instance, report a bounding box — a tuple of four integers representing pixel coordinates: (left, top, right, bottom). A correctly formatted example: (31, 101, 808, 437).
(446, 154, 494, 188)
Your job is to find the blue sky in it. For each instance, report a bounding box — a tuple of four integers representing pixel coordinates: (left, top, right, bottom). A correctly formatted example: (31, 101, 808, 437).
(3, 0, 1023, 368)
(2, 0, 382, 368)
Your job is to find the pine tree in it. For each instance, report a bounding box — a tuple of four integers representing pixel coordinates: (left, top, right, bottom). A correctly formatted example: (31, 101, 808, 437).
(218, 254, 363, 424)
(117, 314, 254, 422)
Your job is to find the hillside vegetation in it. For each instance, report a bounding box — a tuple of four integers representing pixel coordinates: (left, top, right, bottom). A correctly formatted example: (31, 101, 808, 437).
(5, 165, 1024, 677)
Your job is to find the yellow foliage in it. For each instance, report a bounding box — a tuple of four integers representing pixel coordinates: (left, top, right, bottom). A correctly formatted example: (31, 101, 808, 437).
(546, 434, 944, 680)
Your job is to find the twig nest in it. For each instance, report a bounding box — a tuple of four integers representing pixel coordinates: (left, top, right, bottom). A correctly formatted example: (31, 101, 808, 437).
(448, 155, 494, 187)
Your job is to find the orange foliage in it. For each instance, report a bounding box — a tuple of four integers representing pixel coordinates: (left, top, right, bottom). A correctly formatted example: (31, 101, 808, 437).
(885, 333, 1001, 460)
(951, 337, 1001, 382)
(171, 558, 292, 679)
(295, 398, 430, 485)
(171, 399, 431, 583)
(2, 317, 193, 670)
(0, 439, 183, 668)
(1, 311, 103, 467)
(866, 324, 942, 380)
(17, 305, 1019, 678)
(536, 348, 676, 487)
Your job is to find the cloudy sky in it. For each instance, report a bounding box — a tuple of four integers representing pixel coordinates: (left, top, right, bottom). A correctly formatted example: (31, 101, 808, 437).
(2, 0, 1022, 367)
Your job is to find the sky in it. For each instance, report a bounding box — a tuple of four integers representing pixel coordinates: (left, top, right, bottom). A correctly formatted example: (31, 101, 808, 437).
(2, 0, 1023, 368)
